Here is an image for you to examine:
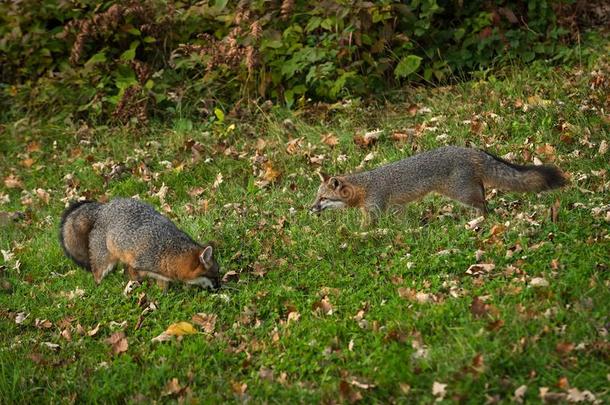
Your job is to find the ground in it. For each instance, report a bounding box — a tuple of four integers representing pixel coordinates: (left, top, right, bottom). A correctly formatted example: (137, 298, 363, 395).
(0, 36, 609, 403)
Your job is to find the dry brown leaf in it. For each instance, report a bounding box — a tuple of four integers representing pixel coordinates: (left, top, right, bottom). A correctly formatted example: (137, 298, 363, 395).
(262, 161, 281, 182)
(162, 378, 184, 397)
(88, 323, 101, 336)
(487, 319, 505, 332)
(339, 380, 363, 404)
(432, 381, 447, 400)
(354, 129, 381, 147)
(231, 381, 247, 396)
(4, 174, 23, 189)
(539, 387, 567, 403)
(312, 296, 333, 315)
(287, 310, 300, 324)
(321, 133, 339, 147)
(285, 138, 302, 155)
(557, 376, 569, 390)
(35, 319, 53, 329)
(514, 385, 528, 403)
(105, 332, 128, 355)
(26, 141, 41, 153)
(470, 296, 497, 318)
(391, 132, 410, 143)
(60, 329, 72, 341)
(191, 313, 217, 334)
(530, 277, 549, 288)
(258, 367, 274, 382)
(556, 342, 574, 356)
(466, 263, 496, 276)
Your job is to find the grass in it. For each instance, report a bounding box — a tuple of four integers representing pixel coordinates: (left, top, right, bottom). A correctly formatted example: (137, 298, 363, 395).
(1, 39, 609, 403)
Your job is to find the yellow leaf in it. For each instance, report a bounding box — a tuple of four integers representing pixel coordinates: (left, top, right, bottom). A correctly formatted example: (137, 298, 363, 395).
(165, 321, 197, 336)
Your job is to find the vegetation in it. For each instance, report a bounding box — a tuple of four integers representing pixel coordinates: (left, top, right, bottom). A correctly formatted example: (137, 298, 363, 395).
(0, 0, 590, 121)
(1, 32, 609, 401)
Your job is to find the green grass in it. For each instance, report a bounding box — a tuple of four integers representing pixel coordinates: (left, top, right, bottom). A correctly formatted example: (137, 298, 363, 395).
(1, 41, 609, 403)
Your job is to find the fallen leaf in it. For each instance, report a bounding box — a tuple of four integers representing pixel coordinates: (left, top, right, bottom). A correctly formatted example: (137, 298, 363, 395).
(15, 312, 29, 324)
(258, 367, 274, 381)
(231, 381, 247, 396)
(88, 323, 101, 336)
(105, 332, 128, 355)
(399, 383, 411, 394)
(556, 342, 574, 356)
(339, 380, 363, 403)
(466, 263, 496, 276)
(470, 296, 493, 318)
(61, 329, 72, 341)
(165, 322, 197, 336)
(152, 321, 198, 343)
(487, 319, 505, 332)
(212, 172, 223, 189)
(557, 376, 569, 390)
(349, 377, 375, 390)
(321, 133, 339, 147)
(432, 381, 447, 400)
(514, 385, 528, 403)
(191, 313, 217, 334)
(566, 388, 596, 402)
(4, 174, 23, 189)
(35, 318, 53, 329)
(530, 277, 549, 288)
(354, 129, 382, 147)
(539, 387, 567, 403)
(162, 378, 184, 397)
(35, 188, 50, 204)
(391, 132, 411, 143)
(42, 342, 60, 351)
(598, 140, 608, 155)
(287, 310, 300, 324)
(465, 216, 485, 230)
(312, 296, 333, 315)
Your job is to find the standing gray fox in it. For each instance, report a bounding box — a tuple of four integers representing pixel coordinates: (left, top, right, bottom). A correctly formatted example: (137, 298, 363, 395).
(310, 146, 568, 223)
(59, 198, 220, 290)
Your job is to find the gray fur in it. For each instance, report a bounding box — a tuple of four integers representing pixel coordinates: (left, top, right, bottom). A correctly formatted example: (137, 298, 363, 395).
(92, 198, 200, 271)
(340, 146, 565, 216)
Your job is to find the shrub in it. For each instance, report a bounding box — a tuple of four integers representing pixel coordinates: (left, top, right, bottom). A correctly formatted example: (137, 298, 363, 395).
(0, 0, 578, 122)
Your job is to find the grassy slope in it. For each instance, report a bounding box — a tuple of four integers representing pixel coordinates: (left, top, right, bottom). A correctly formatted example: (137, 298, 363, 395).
(1, 42, 609, 403)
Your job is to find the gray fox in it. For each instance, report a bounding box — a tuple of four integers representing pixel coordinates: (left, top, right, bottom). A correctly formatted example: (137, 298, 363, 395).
(59, 198, 220, 290)
(310, 146, 568, 223)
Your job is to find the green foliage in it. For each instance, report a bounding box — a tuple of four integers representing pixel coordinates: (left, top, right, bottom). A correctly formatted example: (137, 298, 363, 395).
(0, 0, 581, 121)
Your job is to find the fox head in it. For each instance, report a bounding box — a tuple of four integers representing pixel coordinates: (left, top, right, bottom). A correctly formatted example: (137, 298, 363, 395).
(171, 245, 221, 290)
(310, 173, 363, 213)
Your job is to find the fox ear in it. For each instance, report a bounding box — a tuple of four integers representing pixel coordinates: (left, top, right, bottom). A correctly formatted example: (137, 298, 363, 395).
(318, 172, 329, 183)
(328, 176, 342, 190)
(199, 246, 213, 265)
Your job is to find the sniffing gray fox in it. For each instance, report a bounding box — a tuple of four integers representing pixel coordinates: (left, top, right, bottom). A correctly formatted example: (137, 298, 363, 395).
(310, 146, 568, 223)
(59, 198, 220, 290)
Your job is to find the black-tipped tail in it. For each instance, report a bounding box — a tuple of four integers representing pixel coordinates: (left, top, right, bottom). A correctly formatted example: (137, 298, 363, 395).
(532, 164, 569, 190)
(481, 151, 569, 192)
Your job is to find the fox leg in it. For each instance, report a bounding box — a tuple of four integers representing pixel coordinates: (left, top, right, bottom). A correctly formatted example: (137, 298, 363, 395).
(126, 266, 142, 281)
(361, 198, 385, 227)
(443, 182, 488, 216)
(88, 229, 117, 284)
(156, 279, 170, 292)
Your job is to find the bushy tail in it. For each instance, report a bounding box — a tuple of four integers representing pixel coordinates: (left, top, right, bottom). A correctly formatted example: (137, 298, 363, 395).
(481, 151, 568, 192)
(59, 200, 102, 270)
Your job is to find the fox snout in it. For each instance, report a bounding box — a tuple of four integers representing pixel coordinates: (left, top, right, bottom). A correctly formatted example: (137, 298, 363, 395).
(310, 199, 323, 214)
(187, 275, 221, 290)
